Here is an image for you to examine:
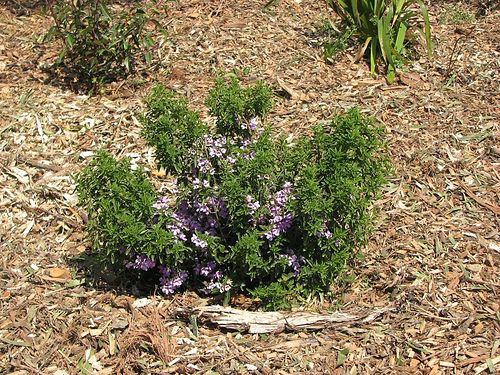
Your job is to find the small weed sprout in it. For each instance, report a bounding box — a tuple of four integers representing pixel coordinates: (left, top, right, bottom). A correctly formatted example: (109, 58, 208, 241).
(439, 5, 476, 25)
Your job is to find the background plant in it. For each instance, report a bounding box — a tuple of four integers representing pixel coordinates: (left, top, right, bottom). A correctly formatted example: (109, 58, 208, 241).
(438, 4, 475, 25)
(77, 78, 390, 309)
(327, 0, 432, 83)
(322, 22, 356, 63)
(44, 0, 164, 92)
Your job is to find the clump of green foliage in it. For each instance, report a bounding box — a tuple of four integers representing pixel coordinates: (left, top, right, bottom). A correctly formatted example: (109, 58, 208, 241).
(44, 0, 163, 92)
(327, 0, 432, 83)
(77, 78, 390, 309)
(141, 86, 207, 175)
(439, 5, 476, 25)
(76, 151, 176, 265)
(318, 20, 356, 63)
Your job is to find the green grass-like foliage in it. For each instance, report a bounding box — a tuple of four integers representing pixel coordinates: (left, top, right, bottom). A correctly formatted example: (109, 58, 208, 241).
(44, 0, 163, 92)
(77, 78, 390, 309)
(328, 0, 432, 83)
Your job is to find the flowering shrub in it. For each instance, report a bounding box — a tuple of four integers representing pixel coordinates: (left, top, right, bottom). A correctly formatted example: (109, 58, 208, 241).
(77, 78, 390, 309)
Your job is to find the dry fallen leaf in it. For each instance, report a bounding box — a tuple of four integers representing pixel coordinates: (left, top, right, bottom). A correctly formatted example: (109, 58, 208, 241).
(48, 267, 72, 280)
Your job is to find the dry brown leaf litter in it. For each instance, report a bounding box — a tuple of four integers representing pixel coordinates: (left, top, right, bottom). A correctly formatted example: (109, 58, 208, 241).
(0, 1, 499, 374)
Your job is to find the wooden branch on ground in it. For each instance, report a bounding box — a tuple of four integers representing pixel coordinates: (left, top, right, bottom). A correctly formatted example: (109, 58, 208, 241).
(176, 305, 393, 333)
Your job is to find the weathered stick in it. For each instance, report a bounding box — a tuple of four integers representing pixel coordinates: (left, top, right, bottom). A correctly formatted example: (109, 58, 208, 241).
(176, 305, 393, 333)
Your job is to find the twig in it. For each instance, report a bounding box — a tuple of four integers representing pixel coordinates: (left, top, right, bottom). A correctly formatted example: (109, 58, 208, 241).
(457, 179, 500, 215)
(445, 26, 476, 79)
(17, 156, 62, 172)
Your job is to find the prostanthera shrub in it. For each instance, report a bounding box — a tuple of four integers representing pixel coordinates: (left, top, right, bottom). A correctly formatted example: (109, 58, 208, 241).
(44, 0, 163, 92)
(77, 78, 390, 309)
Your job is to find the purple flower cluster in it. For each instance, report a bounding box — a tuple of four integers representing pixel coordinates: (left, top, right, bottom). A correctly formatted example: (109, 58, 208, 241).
(167, 196, 227, 244)
(192, 177, 210, 189)
(263, 182, 294, 241)
(245, 195, 260, 216)
(240, 117, 258, 131)
(194, 260, 216, 276)
(209, 279, 232, 292)
(125, 254, 156, 271)
(197, 158, 214, 174)
(317, 221, 333, 239)
(282, 250, 305, 277)
(153, 196, 170, 211)
(205, 135, 227, 158)
(159, 266, 188, 295)
(191, 233, 208, 249)
(194, 259, 231, 293)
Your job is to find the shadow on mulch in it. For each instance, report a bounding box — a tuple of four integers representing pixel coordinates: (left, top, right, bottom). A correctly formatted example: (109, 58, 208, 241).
(0, 0, 45, 16)
(68, 250, 263, 310)
(40, 60, 161, 96)
(0, 0, 146, 16)
(68, 250, 159, 298)
(433, 0, 498, 16)
(40, 65, 104, 95)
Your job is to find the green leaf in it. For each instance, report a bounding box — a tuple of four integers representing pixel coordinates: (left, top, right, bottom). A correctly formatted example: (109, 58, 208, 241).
(65, 33, 75, 49)
(124, 56, 131, 72)
(395, 0, 406, 15)
(415, 0, 432, 55)
(386, 64, 396, 84)
(369, 36, 377, 74)
(394, 22, 407, 53)
(351, 0, 360, 26)
(337, 348, 349, 366)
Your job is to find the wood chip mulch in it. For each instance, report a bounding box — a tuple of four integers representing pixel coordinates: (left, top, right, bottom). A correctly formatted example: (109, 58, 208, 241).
(0, 1, 498, 374)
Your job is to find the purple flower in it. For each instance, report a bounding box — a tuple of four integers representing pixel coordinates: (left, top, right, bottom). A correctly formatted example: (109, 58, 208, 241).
(200, 261, 216, 276)
(191, 233, 208, 249)
(193, 178, 209, 190)
(245, 195, 260, 213)
(249, 117, 258, 131)
(207, 278, 232, 293)
(219, 282, 232, 292)
(212, 270, 223, 280)
(210, 197, 228, 219)
(240, 139, 251, 149)
(194, 200, 210, 216)
(167, 215, 188, 242)
(197, 158, 213, 174)
(205, 135, 227, 158)
(274, 182, 293, 206)
(317, 221, 333, 239)
(125, 254, 156, 271)
(262, 183, 294, 240)
(159, 267, 188, 295)
(153, 196, 169, 211)
(282, 250, 305, 277)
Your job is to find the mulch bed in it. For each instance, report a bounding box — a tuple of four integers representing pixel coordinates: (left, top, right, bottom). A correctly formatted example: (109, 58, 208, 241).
(0, 1, 498, 373)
